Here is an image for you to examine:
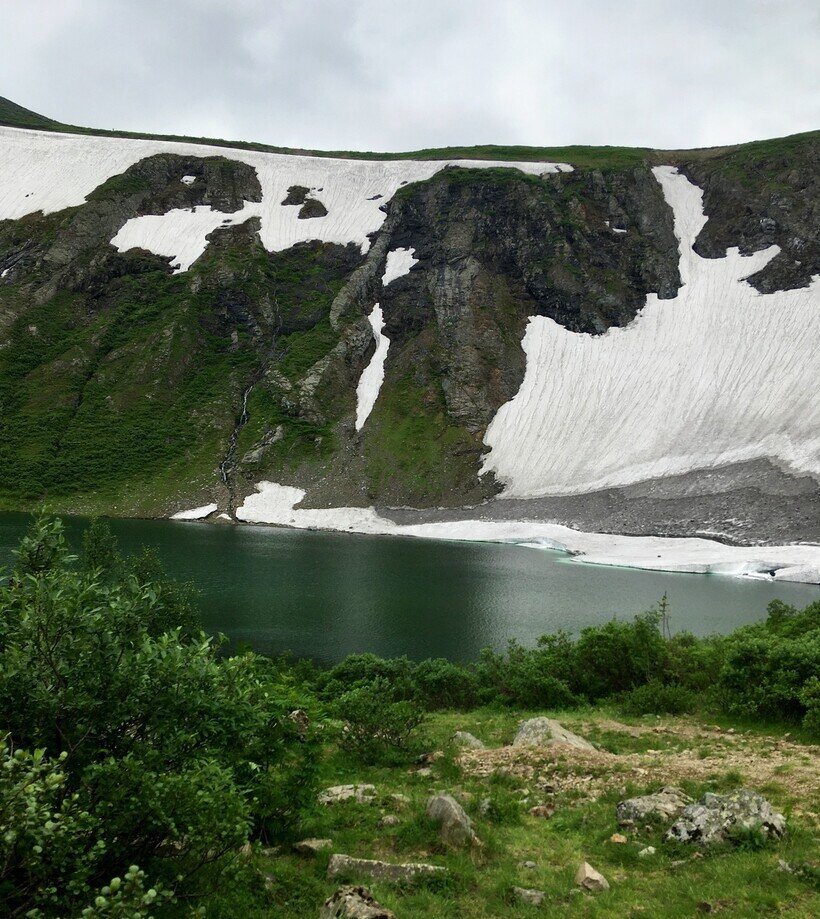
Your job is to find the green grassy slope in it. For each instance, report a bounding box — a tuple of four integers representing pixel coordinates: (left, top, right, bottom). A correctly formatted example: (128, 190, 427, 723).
(1, 95, 817, 168)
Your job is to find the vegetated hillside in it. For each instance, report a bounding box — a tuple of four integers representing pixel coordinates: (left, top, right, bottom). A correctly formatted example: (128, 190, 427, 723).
(2, 517, 818, 917)
(0, 100, 818, 545)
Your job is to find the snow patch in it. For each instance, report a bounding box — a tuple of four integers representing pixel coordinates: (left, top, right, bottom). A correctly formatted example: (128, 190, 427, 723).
(0, 268, 8, 278)
(111, 205, 256, 273)
(355, 305, 390, 431)
(180, 175, 196, 185)
(382, 247, 417, 286)
(0, 125, 570, 272)
(481, 166, 820, 497)
(233, 482, 820, 584)
(171, 503, 218, 520)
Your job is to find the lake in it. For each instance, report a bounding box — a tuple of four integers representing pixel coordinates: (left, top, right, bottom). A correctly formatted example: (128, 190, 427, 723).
(0, 511, 816, 663)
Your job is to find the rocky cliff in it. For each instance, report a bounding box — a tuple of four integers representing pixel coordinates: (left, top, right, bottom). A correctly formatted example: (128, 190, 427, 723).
(0, 101, 817, 555)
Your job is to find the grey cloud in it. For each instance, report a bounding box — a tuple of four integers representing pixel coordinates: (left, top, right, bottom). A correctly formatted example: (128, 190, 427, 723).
(0, 0, 817, 151)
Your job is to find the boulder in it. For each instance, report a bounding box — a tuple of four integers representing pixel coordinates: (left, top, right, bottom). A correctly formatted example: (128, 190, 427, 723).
(512, 887, 546, 906)
(529, 803, 556, 819)
(667, 789, 786, 846)
(638, 846, 656, 857)
(294, 838, 333, 857)
(425, 793, 477, 848)
(318, 784, 376, 806)
(327, 855, 447, 884)
(319, 885, 395, 919)
(376, 815, 400, 828)
(609, 833, 627, 844)
(513, 718, 595, 751)
(616, 786, 692, 825)
(574, 861, 609, 892)
(452, 731, 485, 749)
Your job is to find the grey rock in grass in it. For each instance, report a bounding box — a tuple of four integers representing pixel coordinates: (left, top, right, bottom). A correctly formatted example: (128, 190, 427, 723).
(574, 861, 609, 892)
(513, 717, 596, 751)
(667, 789, 786, 846)
(327, 854, 447, 884)
(617, 786, 692, 824)
(512, 887, 546, 906)
(425, 793, 477, 848)
(376, 814, 400, 828)
(293, 837, 333, 857)
(319, 885, 395, 919)
(451, 730, 485, 749)
(318, 784, 376, 805)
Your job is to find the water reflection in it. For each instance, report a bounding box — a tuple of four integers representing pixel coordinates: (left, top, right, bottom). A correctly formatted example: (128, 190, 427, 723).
(0, 512, 816, 663)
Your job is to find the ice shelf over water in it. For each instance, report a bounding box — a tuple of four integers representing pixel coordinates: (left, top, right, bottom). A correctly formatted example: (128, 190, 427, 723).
(171, 503, 218, 520)
(234, 482, 820, 585)
(481, 166, 820, 496)
(0, 126, 569, 267)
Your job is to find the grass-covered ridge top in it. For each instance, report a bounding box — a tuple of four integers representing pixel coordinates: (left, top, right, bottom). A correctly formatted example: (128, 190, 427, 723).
(1, 94, 817, 169)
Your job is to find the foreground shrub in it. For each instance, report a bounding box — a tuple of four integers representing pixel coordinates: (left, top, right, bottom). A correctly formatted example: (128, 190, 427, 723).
(0, 516, 319, 915)
(619, 679, 697, 715)
(334, 677, 426, 764)
(718, 599, 820, 731)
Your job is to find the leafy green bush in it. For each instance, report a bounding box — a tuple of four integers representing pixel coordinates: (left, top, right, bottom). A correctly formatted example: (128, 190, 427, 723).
(718, 599, 820, 729)
(619, 679, 697, 715)
(0, 516, 319, 915)
(411, 657, 480, 709)
(334, 677, 426, 764)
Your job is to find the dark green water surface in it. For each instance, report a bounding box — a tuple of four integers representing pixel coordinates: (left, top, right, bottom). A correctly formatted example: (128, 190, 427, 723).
(0, 512, 816, 663)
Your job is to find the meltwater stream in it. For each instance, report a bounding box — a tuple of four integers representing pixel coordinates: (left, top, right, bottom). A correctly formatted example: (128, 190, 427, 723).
(0, 512, 816, 664)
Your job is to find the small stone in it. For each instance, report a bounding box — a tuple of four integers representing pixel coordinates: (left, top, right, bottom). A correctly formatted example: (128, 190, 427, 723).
(638, 846, 656, 858)
(512, 887, 546, 906)
(513, 717, 595, 750)
(389, 794, 410, 806)
(319, 784, 376, 806)
(529, 804, 556, 819)
(377, 815, 400, 828)
(574, 862, 609, 892)
(327, 855, 447, 884)
(415, 767, 432, 778)
(293, 837, 332, 857)
(616, 787, 692, 824)
(609, 833, 627, 844)
(451, 731, 485, 749)
(425, 794, 477, 848)
(520, 860, 538, 870)
(777, 859, 793, 873)
(320, 884, 395, 919)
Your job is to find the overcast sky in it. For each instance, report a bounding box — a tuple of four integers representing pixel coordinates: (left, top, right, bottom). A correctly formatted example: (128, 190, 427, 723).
(1, 0, 817, 151)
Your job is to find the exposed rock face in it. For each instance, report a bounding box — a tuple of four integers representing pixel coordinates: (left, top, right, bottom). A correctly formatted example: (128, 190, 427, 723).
(318, 784, 377, 805)
(319, 885, 395, 919)
(679, 140, 819, 293)
(1, 127, 818, 535)
(513, 718, 595, 751)
(667, 790, 787, 846)
(451, 731, 485, 749)
(425, 793, 477, 848)
(327, 855, 447, 883)
(616, 787, 693, 825)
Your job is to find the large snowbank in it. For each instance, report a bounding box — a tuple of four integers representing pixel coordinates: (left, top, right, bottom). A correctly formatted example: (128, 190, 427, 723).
(481, 166, 820, 496)
(0, 126, 570, 267)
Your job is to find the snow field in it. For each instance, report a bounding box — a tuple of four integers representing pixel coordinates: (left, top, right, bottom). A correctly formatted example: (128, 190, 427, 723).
(481, 166, 820, 496)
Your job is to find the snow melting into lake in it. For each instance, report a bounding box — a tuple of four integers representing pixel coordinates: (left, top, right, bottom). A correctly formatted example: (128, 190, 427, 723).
(233, 481, 820, 584)
(171, 503, 217, 520)
(481, 165, 820, 497)
(0, 126, 570, 269)
(354, 247, 419, 431)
